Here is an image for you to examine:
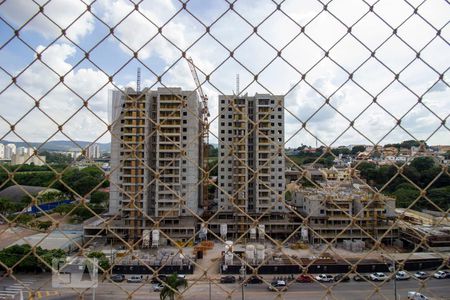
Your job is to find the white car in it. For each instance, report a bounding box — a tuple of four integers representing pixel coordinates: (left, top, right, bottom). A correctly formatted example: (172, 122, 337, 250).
(407, 291, 428, 300)
(433, 270, 448, 279)
(153, 283, 164, 292)
(314, 274, 334, 282)
(414, 271, 428, 280)
(370, 272, 388, 281)
(268, 280, 287, 291)
(395, 271, 411, 280)
(127, 275, 143, 283)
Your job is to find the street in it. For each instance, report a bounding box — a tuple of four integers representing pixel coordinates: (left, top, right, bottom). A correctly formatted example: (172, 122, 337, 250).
(1, 274, 450, 300)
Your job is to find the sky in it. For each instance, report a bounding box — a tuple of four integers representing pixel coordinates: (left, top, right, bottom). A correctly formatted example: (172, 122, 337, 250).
(0, 0, 448, 148)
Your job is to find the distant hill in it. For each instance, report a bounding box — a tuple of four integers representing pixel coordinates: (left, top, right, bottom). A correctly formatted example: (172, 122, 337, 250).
(0, 140, 111, 153)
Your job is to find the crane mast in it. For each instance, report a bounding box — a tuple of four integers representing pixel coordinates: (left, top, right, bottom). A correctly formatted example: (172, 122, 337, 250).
(186, 57, 210, 211)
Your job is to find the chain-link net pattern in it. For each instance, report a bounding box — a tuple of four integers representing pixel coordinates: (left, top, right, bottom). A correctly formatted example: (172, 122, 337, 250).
(0, 0, 449, 299)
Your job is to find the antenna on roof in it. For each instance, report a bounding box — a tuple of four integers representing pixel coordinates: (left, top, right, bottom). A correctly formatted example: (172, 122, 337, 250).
(236, 74, 240, 96)
(136, 67, 141, 93)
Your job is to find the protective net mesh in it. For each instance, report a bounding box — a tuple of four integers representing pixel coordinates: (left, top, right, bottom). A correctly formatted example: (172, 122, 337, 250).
(0, 0, 449, 299)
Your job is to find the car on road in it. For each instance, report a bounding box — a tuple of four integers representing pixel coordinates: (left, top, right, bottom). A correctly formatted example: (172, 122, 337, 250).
(414, 272, 428, 280)
(314, 274, 334, 282)
(395, 271, 411, 280)
(268, 280, 287, 291)
(370, 272, 389, 281)
(151, 275, 167, 284)
(111, 274, 125, 282)
(433, 270, 449, 279)
(153, 283, 165, 292)
(334, 274, 350, 282)
(220, 275, 236, 284)
(407, 291, 429, 300)
(245, 275, 263, 284)
(296, 274, 313, 283)
(353, 274, 370, 282)
(127, 275, 143, 283)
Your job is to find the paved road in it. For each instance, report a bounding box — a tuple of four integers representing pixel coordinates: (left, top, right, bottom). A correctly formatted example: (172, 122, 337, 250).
(1, 274, 450, 300)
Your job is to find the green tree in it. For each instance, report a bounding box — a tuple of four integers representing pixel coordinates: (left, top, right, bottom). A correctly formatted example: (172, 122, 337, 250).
(53, 203, 75, 216)
(62, 167, 105, 197)
(427, 186, 450, 210)
(393, 188, 420, 208)
(87, 251, 110, 272)
(351, 145, 366, 155)
(410, 157, 435, 173)
(37, 220, 52, 231)
(90, 191, 108, 205)
(15, 214, 33, 225)
(0, 197, 13, 214)
(0, 244, 65, 272)
(160, 273, 187, 300)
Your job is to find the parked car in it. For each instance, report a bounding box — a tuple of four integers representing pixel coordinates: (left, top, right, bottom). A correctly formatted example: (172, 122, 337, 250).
(414, 272, 428, 280)
(314, 274, 334, 282)
(334, 274, 350, 282)
(353, 274, 370, 282)
(296, 274, 314, 283)
(111, 274, 125, 283)
(395, 271, 411, 280)
(151, 274, 167, 284)
(127, 275, 143, 283)
(370, 273, 389, 281)
(433, 270, 449, 279)
(220, 275, 236, 284)
(268, 280, 287, 291)
(153, 283, 165, 292)
(245, 275, 263, 284)
(407, 291, 429, 300)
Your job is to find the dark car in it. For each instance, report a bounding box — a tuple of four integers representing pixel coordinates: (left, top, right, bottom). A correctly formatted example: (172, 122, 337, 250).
(245, 275, 263, 284)
(220, 275, 236, 284)
(296, 274, 314, 283)
(353, 274, 370, 282)
(151, 275, 168, 284)
(334, 274, 350, 282)
(111, 274, 125, 282)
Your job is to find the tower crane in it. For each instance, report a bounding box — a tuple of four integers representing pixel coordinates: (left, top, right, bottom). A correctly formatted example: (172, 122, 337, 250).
(186, 57, 210, 211)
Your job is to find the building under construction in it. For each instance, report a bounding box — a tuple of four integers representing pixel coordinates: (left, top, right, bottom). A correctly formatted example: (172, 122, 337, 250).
(293, 181, 398, 245)
(97, 87, 204, 243)
(210, 94, 297, 240)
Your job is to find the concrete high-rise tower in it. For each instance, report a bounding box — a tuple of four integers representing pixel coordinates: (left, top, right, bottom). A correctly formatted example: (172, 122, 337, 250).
(108, 87, 203, 242)
(217, 94, 286, 213)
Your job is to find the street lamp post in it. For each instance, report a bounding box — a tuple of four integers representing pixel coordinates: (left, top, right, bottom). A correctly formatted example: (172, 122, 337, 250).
(391, 259, 397, 300)
(240, 265, 246, 300)
(209, 277, 212, 300)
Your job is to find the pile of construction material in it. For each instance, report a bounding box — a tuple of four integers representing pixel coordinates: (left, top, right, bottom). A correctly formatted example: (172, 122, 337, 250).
(343, 240, 365, 252)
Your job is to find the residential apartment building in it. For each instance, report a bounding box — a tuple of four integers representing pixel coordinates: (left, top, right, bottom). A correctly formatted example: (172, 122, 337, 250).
(103, 87, 203, 243)
(85, 143, 101, 159)
(213, 94, 290, 239)
(0, 144, 4, 159)
(4, 143, 16, 159)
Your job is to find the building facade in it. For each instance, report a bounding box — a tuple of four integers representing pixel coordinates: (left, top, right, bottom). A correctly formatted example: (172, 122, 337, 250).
(106, 87, 203, 242)
(295, 181, 398, 245)
(212, 94, 290, 239)
(85, 144, 101, 159)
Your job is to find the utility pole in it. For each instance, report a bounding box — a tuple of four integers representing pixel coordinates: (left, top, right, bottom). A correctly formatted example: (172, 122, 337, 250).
(240, 264, 246, 300)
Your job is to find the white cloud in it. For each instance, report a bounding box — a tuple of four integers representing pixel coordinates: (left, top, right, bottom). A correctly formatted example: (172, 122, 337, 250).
(0, 0, 95, 42)
(0, 43, 110, 143)
(0, 0, 448, 147)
